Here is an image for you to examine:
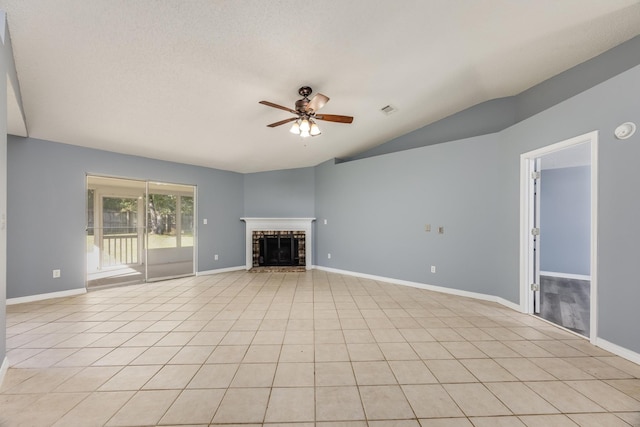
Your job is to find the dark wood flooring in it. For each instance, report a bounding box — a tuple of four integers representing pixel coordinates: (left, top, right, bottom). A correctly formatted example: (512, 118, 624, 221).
(537, 275, 590, 337)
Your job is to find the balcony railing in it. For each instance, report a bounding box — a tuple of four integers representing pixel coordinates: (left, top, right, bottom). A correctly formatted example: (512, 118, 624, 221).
(102, 233, 138, 266)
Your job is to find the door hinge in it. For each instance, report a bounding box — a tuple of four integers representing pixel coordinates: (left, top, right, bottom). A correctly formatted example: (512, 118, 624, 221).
(530, 283, 540, 291)
(531, 228, 540, 236)
(531, 171, 541, 180)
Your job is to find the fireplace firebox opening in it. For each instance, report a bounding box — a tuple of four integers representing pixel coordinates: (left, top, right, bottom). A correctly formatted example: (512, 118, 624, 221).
(252, 231, 305, 267)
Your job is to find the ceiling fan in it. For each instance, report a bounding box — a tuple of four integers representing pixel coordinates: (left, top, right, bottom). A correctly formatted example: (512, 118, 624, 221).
(259, 86, 354, 137)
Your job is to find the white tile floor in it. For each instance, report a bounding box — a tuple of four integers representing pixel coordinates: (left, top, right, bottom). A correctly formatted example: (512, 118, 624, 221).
(1, 270, 639, 426)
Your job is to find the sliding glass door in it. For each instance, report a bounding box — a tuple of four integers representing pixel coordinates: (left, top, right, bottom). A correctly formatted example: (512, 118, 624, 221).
(146, 182, 195, 281)
(86, 176, 146, 288)
(86, 176, 196, 288)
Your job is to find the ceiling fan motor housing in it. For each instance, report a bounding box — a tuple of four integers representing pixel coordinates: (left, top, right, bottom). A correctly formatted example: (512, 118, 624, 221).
(295, 99, 309, 114)
(296, 86, 313, 113)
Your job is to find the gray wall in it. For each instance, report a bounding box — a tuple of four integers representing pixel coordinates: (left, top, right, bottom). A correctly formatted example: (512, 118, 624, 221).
(7, 136, 245, 299)
(315, 63, 640, 354)
(499, 63, 640, 354)
(244, 167, 315, 217)
(316, 133, 513, 300)
(539, 166, 590, 276)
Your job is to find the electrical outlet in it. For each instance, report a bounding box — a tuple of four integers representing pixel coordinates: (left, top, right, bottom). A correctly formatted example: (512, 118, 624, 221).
(328, 253, 332, 259)
(214, 254, 219, 261)
(438, 226, 444, 234)
(425, 224, 431, 232)
(203, 218, 208, 225)
(324, 219, 328, 225)
(430, 266, 436, 273)
(53, 269, 61, 278)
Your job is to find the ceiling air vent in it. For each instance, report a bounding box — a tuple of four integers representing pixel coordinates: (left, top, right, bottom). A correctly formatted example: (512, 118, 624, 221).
(380, 104, 397, 115)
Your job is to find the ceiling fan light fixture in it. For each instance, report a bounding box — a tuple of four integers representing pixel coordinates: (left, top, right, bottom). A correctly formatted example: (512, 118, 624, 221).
(310, 121, 321, 136)
(259, 86, 353, 138)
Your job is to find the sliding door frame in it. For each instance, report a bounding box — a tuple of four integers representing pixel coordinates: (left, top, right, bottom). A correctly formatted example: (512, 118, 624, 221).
(86, 174, 197, 288)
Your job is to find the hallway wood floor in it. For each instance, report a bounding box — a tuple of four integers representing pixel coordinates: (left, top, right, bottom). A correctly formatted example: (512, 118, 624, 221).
(538, 275, 590, 337)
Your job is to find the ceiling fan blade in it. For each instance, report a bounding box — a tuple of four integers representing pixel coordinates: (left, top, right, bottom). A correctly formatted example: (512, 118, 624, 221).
(267, 117, 298, 128)
(315, 114, 354, 124)
(307, 93, 330, 112)
(259, 100, 298, 115)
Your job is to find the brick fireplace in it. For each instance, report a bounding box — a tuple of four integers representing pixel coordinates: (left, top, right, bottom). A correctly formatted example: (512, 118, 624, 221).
(241, 218, 315, 270)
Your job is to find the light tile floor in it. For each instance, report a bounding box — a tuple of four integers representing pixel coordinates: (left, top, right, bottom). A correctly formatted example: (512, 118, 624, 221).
(1, 270, 640, 426)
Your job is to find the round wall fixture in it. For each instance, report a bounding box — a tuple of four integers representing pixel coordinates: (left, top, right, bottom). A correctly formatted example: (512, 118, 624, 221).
(614, 122, 636, 140)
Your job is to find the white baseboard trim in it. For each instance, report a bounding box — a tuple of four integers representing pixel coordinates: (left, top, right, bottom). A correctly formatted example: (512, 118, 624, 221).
(196, 266, 246, 276)
(596, 338, 640, 365)
(540, 271, 591, 281)
(7, 288, 87, 305)
(313, 266, 523, 313)
(0, 356, 8, 388)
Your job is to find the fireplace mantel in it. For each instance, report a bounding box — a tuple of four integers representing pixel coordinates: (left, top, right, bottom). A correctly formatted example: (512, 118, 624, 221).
(241, 218, 315, 270)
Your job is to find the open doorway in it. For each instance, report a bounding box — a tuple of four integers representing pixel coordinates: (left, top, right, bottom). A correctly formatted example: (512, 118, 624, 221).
(520, 131, 598, 341)
(537, 145, 592, 336)
(86, 175, 196, 289)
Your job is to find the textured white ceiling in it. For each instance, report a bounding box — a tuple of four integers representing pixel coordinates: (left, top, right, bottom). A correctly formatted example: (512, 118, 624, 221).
(2, 0, 640, 173)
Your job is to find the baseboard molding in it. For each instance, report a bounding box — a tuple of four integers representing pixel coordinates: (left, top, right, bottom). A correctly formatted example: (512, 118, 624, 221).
(596, 338, 640, 365)
(6, 288, 87, 305)
(196, 266, 246, 276)
(0, 356, 8, 388)
(540, 271, 591, 281)
(313, 265, 523, 313)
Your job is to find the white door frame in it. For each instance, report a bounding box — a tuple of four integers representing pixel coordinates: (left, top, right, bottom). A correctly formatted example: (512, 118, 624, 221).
(519, 131, 599, 343)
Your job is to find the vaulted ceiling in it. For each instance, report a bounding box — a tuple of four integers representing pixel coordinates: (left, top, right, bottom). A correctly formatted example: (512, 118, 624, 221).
(2, 1, 640, 173)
